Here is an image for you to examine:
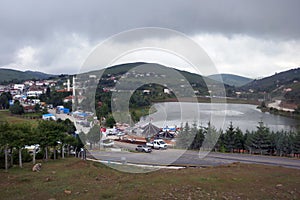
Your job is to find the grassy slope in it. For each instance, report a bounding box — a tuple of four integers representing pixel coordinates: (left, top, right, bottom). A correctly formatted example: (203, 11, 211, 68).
(208, 74, 253, 87)
(242, 68, 300, 93)
(0, 158, 299, 200)
(0, 68, 55, 83)
(0, 110, 38, 125)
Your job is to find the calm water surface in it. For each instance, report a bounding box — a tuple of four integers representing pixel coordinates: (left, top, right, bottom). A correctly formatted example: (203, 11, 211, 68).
(140, 102, 299, 132)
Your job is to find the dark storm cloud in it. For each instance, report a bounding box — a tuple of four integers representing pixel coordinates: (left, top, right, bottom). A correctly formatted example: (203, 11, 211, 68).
(0, 0, 299, 73)
(1, 0, 299, 39)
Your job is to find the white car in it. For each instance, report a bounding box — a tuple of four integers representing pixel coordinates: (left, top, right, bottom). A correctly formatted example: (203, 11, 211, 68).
(146, 139, 168, 149)
(100, 139, 114, 147)
(135, 145, 152, 153)
(116, 132, 125, 137)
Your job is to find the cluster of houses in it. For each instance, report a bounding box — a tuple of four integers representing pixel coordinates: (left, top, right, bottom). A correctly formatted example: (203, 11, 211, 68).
(0, 80, 57, 96)
(0, 80, 57, 112)
(0, 77, 79, 113)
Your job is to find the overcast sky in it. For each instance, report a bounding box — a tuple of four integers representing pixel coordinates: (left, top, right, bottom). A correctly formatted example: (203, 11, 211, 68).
(0, 0, 299, 78)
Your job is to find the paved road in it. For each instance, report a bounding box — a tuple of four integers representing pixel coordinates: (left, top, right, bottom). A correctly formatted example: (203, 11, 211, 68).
(88, 141, 300, 169)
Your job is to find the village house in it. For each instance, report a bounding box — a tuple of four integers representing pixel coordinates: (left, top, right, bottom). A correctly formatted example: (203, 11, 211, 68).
(27, 85, 44, 97)
(24, 80, 35, 86)
(13, 84, 25, 91)
(63, 95, 85, 104)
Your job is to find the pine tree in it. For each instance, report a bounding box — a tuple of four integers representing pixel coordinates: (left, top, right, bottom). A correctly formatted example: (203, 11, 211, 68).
(245, 130, 254, 154)
(234, 127, 245, 153)
(224, 122, 236, 152)
(176, 122, 192, 149)
(190, 124, 205, 150)
(292, 131, 300, 157)
(202, 122, 219, 151)
(215, 129, 224, 152)
(270, 131, 279, 156)
(251, 121, 271, 155)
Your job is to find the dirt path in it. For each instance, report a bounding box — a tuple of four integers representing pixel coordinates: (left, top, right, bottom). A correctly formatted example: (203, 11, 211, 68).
(268, 100, 295, 112)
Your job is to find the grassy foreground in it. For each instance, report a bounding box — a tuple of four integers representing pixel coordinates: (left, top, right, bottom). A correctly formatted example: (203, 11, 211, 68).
(0, 158, 299, 200)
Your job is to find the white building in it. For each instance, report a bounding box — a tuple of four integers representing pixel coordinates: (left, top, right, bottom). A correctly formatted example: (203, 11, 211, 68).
(143, 90, 150, 94)
(27, 90, 43, 97)
(14, 84, 25, 91)
(164, 88, 171, 94)
(35, 81, 45, 86)
(89, 75, 97, 78)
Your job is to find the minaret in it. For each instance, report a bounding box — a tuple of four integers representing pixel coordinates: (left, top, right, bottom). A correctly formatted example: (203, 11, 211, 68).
(72, 76, 77, 111)
(67, 79, 70, 91)
(72, 76, 76, 98)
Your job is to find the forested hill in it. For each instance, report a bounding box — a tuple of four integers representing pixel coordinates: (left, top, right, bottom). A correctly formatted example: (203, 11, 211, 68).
(82, 62, 234, 96)
(241, 67, 300, 104)
(106, 62, 233, 89)
(0, 68, 56, 83)
(208, 74, 253, 87)
(242, 68, 300, 92)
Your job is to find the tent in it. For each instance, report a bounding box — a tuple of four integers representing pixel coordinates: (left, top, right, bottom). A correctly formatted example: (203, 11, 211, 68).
(141, 123, 161, 137)
(155, 131, 175, 139)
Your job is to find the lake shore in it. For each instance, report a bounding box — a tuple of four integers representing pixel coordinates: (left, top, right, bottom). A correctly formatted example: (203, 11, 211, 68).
(153, 96, 260, 105)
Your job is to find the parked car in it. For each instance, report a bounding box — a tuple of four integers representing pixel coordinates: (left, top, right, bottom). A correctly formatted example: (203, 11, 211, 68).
(106, 130, 116, 136)
(135, 145, 152, 153)
(116, 131, 126, 137)
(100, 139, 114, 147)
(146, 139, 168, 149)
(25, 144, 40, 155)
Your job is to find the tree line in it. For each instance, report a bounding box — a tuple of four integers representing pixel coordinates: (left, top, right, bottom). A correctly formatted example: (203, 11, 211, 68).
(176, 121, 300, 157)
(0, 119, 84, 171)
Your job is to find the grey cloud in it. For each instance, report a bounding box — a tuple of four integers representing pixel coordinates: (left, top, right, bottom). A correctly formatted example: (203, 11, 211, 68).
(0, 0, 299, 73)
(1, 0, 299, 41)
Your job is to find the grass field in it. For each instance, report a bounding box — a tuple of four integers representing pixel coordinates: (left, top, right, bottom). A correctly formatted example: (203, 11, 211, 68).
(0, 110, 38, 124)
(0, 158, 299, 199)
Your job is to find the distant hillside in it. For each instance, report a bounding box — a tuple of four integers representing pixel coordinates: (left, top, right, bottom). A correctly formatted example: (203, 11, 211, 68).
(208, 74, 253, 87)
(242, 67, 300, 104)
(80, 62, 233, 97)
(90, 62, 232, 87)
(242, 68, 300, 92)
(0, 68, 56, 83)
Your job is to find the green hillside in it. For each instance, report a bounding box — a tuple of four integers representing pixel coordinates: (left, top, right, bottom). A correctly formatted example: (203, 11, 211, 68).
(0, 68, 56, 83)
(241, 67, 300, 104)
(82, 62, 232, 95)
(208, 74, 253, 87)
(242, 68, 300, 92)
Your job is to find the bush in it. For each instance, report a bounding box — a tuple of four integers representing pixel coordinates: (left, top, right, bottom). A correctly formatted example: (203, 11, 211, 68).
(36, 151, 45, 160)
(0, 149, 32, 168)
(13, 149, 32, 163)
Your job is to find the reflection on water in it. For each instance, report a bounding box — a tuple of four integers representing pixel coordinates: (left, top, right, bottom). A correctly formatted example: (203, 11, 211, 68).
(140, 102, 299, 132)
